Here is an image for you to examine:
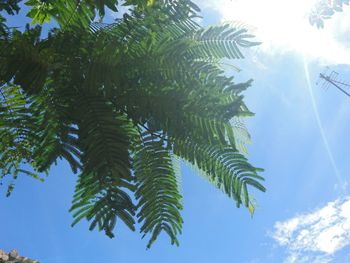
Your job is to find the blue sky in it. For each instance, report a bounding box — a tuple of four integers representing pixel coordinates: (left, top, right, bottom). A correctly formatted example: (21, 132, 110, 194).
(2, 1, 350, 262)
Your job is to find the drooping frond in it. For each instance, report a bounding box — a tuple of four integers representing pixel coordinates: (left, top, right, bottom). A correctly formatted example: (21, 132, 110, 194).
(70, 94, 138, 236)
(133, 132, 183, 248)
(173, 139, 265, 209)
(230, 117, 251, 154)
(29, 88, 81, 174)
(0, 84, 44, 196)
(70, 171, 136, 237)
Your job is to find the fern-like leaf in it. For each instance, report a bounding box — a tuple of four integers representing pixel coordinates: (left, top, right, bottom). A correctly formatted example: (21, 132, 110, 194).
(70, 94, 138, 236)
(190, 24, 261, 60)
(173, 139, 265, 209)
(133, 132, 183, 248)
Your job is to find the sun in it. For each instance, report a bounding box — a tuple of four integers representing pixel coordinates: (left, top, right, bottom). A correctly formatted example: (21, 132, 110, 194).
(218, 0, 322, 49)
(204, 0, 350, 65)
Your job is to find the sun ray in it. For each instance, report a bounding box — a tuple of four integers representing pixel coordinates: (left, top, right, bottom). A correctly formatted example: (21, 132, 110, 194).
(303, 57, 347, 195)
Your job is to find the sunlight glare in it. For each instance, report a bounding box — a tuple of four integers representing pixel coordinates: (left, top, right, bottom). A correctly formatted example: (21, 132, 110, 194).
(303, 58, 346, 195)
(203, 0, 350, 64)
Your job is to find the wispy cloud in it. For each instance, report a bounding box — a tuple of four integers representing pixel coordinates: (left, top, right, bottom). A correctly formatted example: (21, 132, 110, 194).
(272, 197, 350, 262)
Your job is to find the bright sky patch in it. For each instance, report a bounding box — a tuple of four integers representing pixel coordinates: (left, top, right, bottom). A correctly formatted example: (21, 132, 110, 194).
(201, 0, 350, 65)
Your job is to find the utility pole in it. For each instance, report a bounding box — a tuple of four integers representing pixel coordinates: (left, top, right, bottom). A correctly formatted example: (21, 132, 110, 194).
(318, 70, 350, 98)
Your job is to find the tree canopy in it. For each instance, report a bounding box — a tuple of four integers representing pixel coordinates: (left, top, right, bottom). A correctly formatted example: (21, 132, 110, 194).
(0, 0, 265, 247)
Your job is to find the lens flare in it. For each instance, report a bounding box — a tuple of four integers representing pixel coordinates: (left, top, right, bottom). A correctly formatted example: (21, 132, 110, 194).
(303, 58, 346, 194)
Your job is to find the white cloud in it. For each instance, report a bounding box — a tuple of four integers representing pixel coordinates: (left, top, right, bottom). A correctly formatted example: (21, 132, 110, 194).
(272, 197, 350, 262)
(198, 0, 350, 65)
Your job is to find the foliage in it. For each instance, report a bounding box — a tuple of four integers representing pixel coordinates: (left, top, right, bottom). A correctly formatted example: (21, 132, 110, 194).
(309, 0, 350, 28)
(0, 0, 265, 247)
(0, 0, 21, 15)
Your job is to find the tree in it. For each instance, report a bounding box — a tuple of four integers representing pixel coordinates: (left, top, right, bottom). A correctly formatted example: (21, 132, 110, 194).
(0, 0, 265, 248)
(309, 0, 349, 28)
